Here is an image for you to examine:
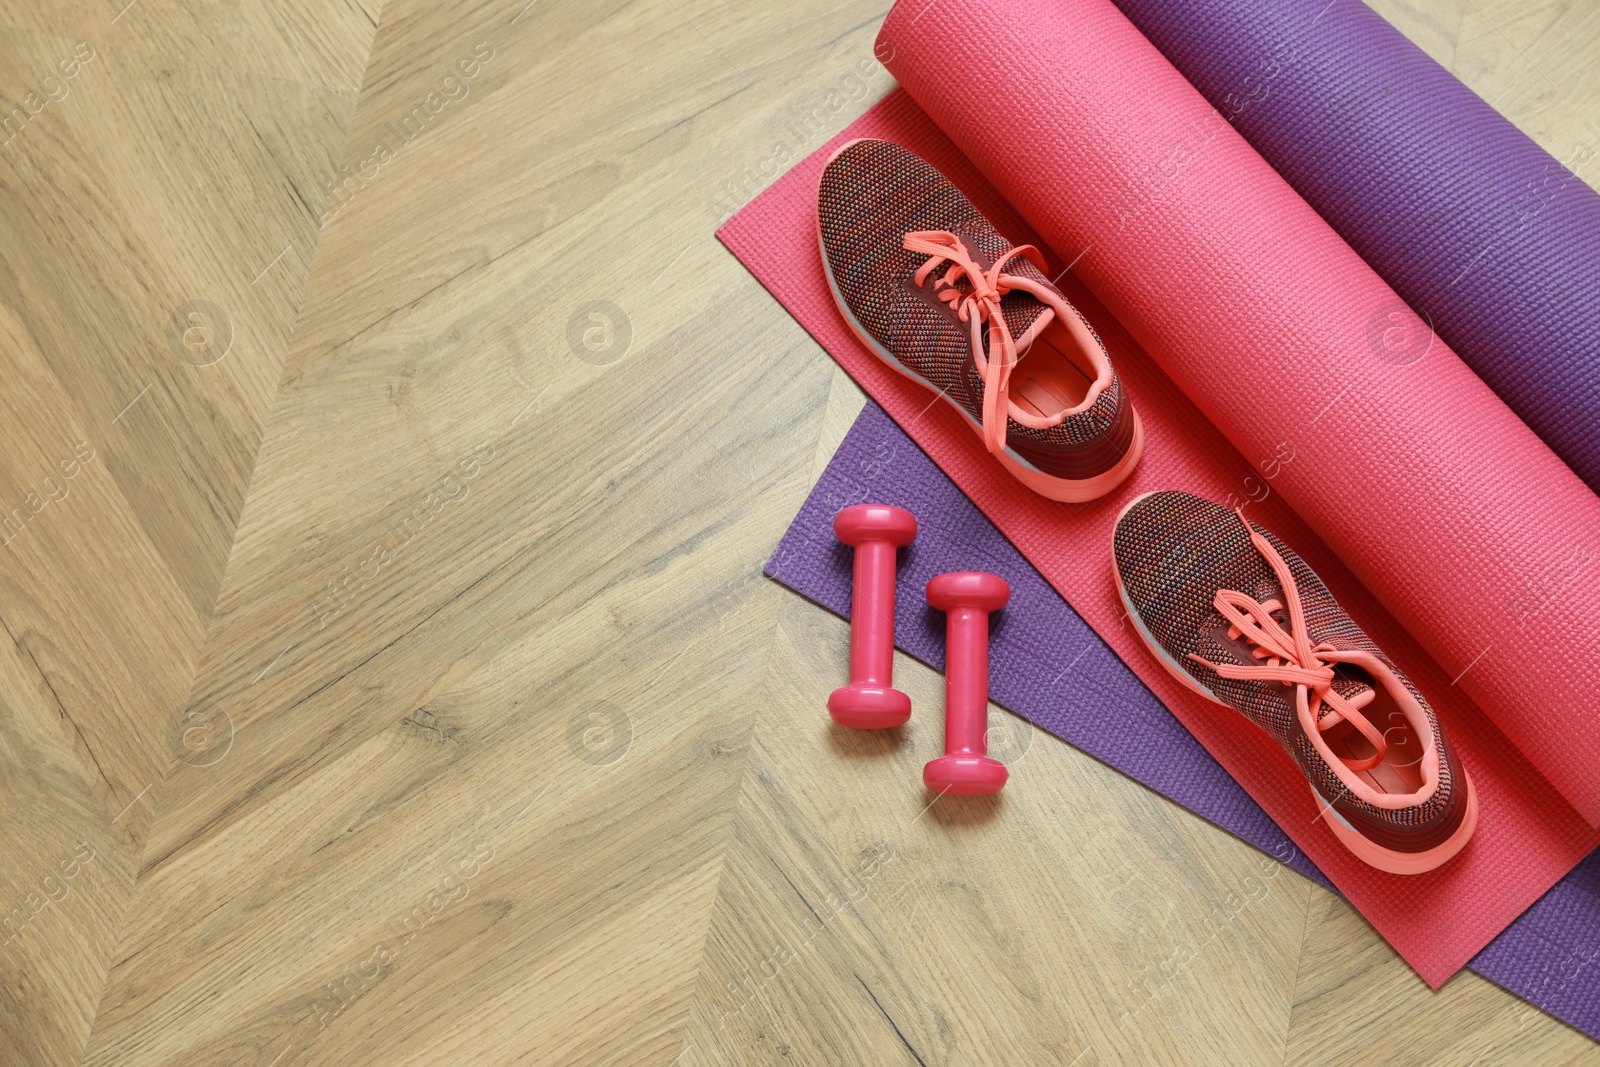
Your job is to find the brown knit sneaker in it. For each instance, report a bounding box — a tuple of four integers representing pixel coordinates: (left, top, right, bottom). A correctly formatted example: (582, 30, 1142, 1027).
(818, 138, 1142, 502)
(1112, 491, 1477, 874)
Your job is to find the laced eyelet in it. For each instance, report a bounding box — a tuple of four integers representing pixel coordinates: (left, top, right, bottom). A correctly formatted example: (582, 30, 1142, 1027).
(1186, 516, 1389, 770)
(902, 229, 1046, 456)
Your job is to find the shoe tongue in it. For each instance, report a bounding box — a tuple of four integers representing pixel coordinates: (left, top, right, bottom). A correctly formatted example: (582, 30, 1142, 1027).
(1013, 305, 1055, 358)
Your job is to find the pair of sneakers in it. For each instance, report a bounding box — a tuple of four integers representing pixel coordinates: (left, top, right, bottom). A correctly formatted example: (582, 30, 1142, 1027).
(818, 140, 1476, 874)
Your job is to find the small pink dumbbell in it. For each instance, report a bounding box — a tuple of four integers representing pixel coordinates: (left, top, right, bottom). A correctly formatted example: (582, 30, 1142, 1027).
(828, 504, 917, 729)
(924, 571, 1011, 795)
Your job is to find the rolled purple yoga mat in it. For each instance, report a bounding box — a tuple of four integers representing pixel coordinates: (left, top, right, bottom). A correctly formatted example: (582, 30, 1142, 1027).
(770, 402, 1600, 1039)
(1109, 0, 1600, 493)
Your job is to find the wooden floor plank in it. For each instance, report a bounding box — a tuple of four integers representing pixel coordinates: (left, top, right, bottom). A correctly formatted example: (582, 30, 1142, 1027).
(0, 3, 376, 1063)
(78, 2, 862, 1059)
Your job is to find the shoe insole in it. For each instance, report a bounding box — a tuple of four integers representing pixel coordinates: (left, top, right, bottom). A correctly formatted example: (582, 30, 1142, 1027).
(1323, 686, 1426, 795)
(1011, 318, 1097, 419)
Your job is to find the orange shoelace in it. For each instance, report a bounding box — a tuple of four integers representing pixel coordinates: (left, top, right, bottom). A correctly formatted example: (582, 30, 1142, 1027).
(903, 230, 1048, 455)
(1188, 515, 1388, 772)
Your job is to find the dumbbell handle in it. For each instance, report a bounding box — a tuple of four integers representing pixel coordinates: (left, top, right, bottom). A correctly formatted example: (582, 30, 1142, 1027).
(942, 605, 990, 755)
(848, 539, 897, 687)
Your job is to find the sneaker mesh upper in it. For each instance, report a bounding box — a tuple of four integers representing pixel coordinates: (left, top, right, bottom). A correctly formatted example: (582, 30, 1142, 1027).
(1113, 491, 1461, 835)
(819, 139, 1124, 450)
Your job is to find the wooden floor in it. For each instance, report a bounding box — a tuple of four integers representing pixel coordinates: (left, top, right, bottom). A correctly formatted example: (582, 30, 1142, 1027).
(1, 0, 1596, 1064)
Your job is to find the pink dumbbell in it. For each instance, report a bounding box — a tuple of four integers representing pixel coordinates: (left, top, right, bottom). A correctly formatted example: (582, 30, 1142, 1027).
(924, 571, 1011, 795)
(828, 504, 917, 729)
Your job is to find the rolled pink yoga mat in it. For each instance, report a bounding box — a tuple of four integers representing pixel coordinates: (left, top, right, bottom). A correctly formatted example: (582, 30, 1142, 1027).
(877, 0, 1600, 824)
(1112, 0, 1600, 497)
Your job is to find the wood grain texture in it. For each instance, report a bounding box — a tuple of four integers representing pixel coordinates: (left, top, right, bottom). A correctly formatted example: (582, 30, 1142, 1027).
(0, 3, 375, 1064)
(0, 0, 1594, 1064)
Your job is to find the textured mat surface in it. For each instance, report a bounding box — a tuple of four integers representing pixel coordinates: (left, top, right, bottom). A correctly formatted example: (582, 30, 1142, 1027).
(769, 401, 1600, 1038)
(717, 88, 1598, 986)
(1111, 0, 1600, 497)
